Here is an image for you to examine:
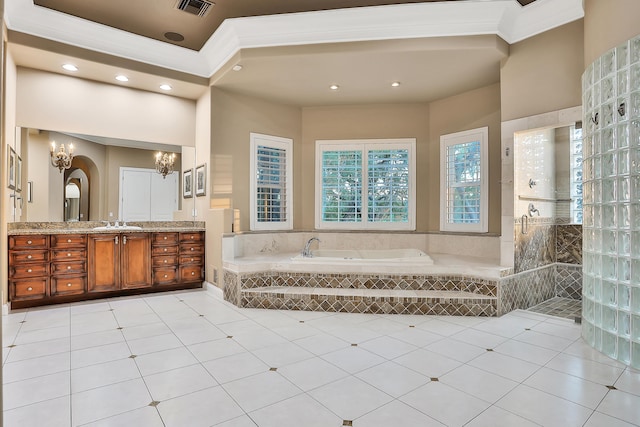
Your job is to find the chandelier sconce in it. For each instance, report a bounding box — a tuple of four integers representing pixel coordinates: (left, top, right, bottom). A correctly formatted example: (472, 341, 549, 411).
(155, 152, 176, 178)
(50, 141, 74, 172)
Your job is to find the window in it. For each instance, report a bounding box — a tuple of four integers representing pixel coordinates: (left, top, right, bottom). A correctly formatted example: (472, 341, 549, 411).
(316, 139, 416, 230)
(250, 133, 293, 230)
(440, 127, 488, 232)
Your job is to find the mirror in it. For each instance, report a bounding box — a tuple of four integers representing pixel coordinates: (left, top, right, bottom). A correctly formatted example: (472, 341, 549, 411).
(19, 127, 195, 223)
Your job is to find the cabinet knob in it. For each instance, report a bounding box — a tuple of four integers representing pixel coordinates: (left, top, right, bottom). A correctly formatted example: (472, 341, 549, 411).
(190, 258, 194, 262)
(191, 272, 195, 276)
(190, 236, 194, 239)
(67, 266, 72, 270)
(27, 255, 32, 259)
(164, 274, 168, 278)
(27, 240, 32, 245)
(27, 269, 32, 273)
(67, 239, 72, 243)
(164, 259, 167, 263)
(163, 236, 167, 240)
(67, 283, 72, 287)
(190, 248, 194, 251)
(164, 248, 168, 252)
(27, 287, 33, 291)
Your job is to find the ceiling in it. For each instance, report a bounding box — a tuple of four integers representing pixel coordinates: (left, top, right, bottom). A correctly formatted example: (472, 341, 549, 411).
(33, 0, 464, 51)
(7, 0, 582, 105)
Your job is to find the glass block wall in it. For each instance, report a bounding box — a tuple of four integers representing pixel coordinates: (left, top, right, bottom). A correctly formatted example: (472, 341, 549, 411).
(582, 34, 640, 368)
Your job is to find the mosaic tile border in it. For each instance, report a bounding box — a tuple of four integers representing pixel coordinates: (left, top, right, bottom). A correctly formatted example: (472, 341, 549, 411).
(223, 263, 581, 317)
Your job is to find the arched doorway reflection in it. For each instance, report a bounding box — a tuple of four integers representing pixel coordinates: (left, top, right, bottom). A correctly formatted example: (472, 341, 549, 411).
(64, 167, 90, 221)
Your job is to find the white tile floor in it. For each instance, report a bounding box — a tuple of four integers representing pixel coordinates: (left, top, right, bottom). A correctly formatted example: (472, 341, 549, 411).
(2, 287, 640, 427)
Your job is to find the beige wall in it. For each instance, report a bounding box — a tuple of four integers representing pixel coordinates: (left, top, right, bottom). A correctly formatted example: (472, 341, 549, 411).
(210, 87, 302, 231)
(500, 20, 584, 122)
(584, 0, 640, 66)
(429, 83, 501, 233)
(15, 68, 196, 147)
(300, 103, 430, 230)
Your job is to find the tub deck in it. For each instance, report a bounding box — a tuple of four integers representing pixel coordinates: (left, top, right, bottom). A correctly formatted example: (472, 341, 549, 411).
(223, 253, 511, 316)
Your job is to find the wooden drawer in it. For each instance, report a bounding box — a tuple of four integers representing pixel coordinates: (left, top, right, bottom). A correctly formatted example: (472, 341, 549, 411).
(179, 255, 203, 266)
(152, 255, 178, 267)
(180, 242, 204, 255)
(11, 278, 47, 300)
(51, 234, 87, 248)
(152, 245, 179, 256)
(9, 235, 48, 250)
(153, 267, 178, 285)
(51, 261, 86, 275)
(180, 232, 203, 243)
(9, 250, 48, 264)
(51, 276, 86, 296)
(180, 265, 203, 282)
(10, 263, 49, 279)
(51, 249, 86, 262)
(152, 233, 179, 245)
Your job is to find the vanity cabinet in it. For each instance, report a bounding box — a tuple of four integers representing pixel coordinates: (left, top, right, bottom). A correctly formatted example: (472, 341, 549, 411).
(88, 233, 151, 292)
(8, 235, 49, 302)
(180, 232, 205, 283)
(50, 234, 87, 297)
(8, 229, 204, 308)
(152, 232, 179, 286)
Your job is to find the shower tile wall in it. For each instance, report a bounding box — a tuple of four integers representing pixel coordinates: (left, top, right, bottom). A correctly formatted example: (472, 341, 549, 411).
(582, 33, 640, 368)
(514, 217, 556, 273)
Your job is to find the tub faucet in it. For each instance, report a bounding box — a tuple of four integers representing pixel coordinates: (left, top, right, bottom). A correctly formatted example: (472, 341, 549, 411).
(302, 237, 321, 257)
(528, 203, 540, 217)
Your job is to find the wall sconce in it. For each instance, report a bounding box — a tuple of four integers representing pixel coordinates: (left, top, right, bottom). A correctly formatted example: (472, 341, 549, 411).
(155, 152, 176, 178)
(50, 141, 74, 172)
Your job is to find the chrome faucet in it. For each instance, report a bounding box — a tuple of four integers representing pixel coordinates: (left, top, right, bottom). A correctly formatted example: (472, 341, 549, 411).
(528, 203, 540, 217)
(302, 237, 321, 257)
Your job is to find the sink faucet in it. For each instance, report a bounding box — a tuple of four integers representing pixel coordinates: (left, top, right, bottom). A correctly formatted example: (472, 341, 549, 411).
(102, 220, 111, 228)
(302, 237, 321, 257)
(528, 203, 540, 217)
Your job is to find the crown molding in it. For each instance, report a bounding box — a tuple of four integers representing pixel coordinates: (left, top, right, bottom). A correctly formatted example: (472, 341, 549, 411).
(5, 0, 584, 78)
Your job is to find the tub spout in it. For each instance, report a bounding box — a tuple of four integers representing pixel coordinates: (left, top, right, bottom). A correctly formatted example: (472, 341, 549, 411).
(302, 237, 321, 257)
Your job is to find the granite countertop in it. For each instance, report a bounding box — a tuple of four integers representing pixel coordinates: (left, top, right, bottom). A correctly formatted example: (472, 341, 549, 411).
(8, 221, 206, 235)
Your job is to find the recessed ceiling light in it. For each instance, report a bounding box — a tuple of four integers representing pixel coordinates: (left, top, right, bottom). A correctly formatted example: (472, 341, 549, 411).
(62, 64, 78, 72)
(391, 81, 401, 87)
(159, 84, 172, 91)
(115, 75, 129, 82)
(232, 64, 243, 71)
(330, 84, 339, 91)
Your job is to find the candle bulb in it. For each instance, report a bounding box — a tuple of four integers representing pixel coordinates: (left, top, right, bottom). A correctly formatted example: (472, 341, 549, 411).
(50, 142, 56, 153)
(69, 144, 74, 155)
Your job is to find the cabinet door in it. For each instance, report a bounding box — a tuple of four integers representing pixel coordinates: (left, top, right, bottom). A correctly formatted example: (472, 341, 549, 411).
(88, 234, 119, 293)
(121, 233, 152, 289)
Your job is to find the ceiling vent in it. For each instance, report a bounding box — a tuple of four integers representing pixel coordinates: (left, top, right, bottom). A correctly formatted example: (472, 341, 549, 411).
(175, 0, 214, 17)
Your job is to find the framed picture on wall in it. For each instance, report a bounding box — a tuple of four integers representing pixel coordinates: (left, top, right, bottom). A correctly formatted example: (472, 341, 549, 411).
(183, 169, 193, 198)
(7, 146, 16, 190)
(195, 164, 206, 197)
(16, 156, 22, 192)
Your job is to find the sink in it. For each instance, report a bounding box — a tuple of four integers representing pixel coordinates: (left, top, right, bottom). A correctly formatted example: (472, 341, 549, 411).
(92, 225, 142, 231)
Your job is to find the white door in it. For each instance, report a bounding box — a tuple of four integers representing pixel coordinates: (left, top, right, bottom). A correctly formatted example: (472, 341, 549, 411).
(120, 168, 178, 221)
(150, 172, 178, 220)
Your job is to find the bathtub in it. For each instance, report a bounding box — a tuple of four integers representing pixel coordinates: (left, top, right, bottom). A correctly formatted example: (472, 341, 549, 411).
(291, 248, 434, 264)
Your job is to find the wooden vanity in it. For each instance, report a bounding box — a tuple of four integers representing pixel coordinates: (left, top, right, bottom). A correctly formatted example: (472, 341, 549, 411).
(8, 226, 205, 309)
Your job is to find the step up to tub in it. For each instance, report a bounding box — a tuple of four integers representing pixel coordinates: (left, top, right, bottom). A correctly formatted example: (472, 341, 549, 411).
(240, 286, 497, 316)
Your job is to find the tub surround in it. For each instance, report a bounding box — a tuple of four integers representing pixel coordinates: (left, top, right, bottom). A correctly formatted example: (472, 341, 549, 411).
(222, 232, 529, 316)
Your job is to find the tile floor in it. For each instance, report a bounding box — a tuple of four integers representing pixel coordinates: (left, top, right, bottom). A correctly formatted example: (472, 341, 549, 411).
(2, 287, 639, 427)
(528, 297, 583, 320)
